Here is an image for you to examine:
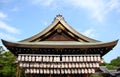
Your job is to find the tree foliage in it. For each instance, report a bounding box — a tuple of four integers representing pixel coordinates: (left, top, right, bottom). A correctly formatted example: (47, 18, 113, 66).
(101, 56, 120, 70)
(0, 51, 16, 77)
(110, 57, 120, 67)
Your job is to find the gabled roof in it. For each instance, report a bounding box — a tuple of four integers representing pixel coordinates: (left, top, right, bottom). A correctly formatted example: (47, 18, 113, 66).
(1, 14, 118, 56)
(21, 14, 100, 42)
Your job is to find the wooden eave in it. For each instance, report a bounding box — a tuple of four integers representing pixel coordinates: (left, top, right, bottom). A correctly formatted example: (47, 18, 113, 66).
(2, 39, 118, 49)
(20, 15, 99, 42)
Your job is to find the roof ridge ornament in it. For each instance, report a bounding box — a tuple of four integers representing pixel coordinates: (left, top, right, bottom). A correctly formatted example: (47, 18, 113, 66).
(55, 14, 64, 21)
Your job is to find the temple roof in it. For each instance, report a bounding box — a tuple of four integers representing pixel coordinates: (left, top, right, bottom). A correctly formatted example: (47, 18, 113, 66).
(1, 14, 118, 56)
(20, 14, 100, 42)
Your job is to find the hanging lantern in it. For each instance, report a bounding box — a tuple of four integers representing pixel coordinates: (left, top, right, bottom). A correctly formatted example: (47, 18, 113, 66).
(79, 63, 81, 68)
(64, 69, 67, 74)
(74, 69, 77, 74)
(91, 69, 95, 73)
(57, 69, 60, 74)
(81, 69, 84, 74)
(85, 69, 88, 74)
(86, 63, 89, 68)
(25, 55, 28, 61)
(69, 63, 71, 68)
(77, 56, 79, 61)
(38, 56, 42, 61)
(68, 69, 71, 74)
(36, 69, 39, 74)
(62, 56, 65, 61)
(29, 56, 31, 61)
(80, 56, 83, 62)
(71, 69, 74, 74)
(69, 56, 72, 62)
(21, 55, 24, 61)
(19, 63, 23, 67)
(97, 56, 101, 61)
(75, 63, 78, 68)
(61, 69, 64, 74)
(17, 55, 21, 61)
(46, 69, 49, 74)
(90, 56, 93, 61)
(36, 56, 39, 62)
(25, 69, 29, 74)
(83, 56, 86, 62)
(82, 63, 85, 68)
(78, 69, 81, 74)
(89, 63, 93, 68)
(73, 56, 76, 62)
(87, 56, 90, 62)
(30, 69, 34, 74)
(96, 63, 99, 67)
(88, 69, 91, 74)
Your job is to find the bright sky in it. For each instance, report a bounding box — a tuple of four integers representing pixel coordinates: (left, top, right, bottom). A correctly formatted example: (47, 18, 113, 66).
(0, 0, 120, 63)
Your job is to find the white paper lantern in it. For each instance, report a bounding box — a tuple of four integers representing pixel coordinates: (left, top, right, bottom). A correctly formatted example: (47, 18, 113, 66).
(36, 69, 39, 74)
(96, 63, 99, 67)
(19, 63, 23, 67)
(17, 55, 21, 61)
(80, 56, 83, 62)
(91, 56, 93, 61)
(65, 69, 67, 74)
(29, 56, 31, 61)
(75, 69, 77, 74)
(21, 55, 24, 61)
(36, 56, 39, 62)
(69, 63, 71, 68)
(71, 69, 74, 74)
(46, 69, 49, 74)
(81, 69, 84, 74)
(84, 56, 86, 61)
(76, 63, 79, 68)
(61, 69, 64, 74)
(97, 56, 101, 61)
(87, 56, 90, 62)
(73, 56, 76, 61)
(90, 63, 93, 68)
(49, 56, 53, 62)
(68, 69, 71, 74)
(62, 56, 65, 61)
(88, 69, 91, 74)
(57, 69, 60, 74)
(85, 69, 88, 73)
(50, 69, 53, 74)
(77, 56, 79, 61)
(94, 56, 97, 61)
(92, 69, 95, 73)
(78, 69, 81, 74)
(25, 55, 28, 61)
(69, 56, 72, 62)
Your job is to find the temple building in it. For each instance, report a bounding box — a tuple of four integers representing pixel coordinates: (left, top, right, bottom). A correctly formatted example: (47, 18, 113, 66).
(2, 14, 118, 77)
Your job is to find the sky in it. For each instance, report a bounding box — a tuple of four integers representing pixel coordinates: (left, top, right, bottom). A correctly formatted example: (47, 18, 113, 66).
(0, 0, 120, 63)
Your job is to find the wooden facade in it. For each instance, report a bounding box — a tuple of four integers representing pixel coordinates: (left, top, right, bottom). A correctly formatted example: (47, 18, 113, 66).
(2, 14, 118, 77)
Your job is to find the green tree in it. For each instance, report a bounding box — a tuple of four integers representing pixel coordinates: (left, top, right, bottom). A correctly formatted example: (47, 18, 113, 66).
(110, 56, 120, 67)
(0, 51, 16, 77)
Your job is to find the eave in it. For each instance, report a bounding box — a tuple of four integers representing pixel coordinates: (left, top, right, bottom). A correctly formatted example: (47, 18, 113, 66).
(2, 39, 118, 49)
